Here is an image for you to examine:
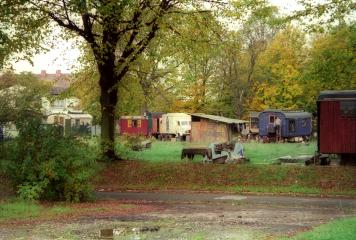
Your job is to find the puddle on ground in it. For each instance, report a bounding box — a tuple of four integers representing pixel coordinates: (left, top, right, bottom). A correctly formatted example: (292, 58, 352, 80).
(99, 228, 114, 239)
(98, 226, 161, 239)
(214, 195, 247, 201)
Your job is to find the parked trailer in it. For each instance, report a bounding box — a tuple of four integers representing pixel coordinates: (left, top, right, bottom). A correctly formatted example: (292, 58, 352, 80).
(159, 113, 191, 139)
(317, 90, 356, 164)
(119, 116, 149, 136)
(258, 109, 312, 141)
(147, 112, 163, 138)
(118, 112, 163, 137)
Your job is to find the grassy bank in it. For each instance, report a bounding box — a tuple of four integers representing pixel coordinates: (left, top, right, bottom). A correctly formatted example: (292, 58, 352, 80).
(116, 141, 317, 164)
(0, 199, 144, 223)
(96, 161, 356, 196)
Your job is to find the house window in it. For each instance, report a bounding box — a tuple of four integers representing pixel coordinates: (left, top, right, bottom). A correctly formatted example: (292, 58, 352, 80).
(75, 119, 80, 126)
(289, 119, 296, 132)
(269, 115, 275, 124)
(54, 116, 59, 124)
(340, 101, 356, 118)
(59, 117, 64, 125)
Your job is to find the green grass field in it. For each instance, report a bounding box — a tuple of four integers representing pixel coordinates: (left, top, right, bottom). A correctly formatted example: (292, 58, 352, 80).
(0, 200, 73, 221)
(116, 140, 317, 164)
(280, 217, 356, 240)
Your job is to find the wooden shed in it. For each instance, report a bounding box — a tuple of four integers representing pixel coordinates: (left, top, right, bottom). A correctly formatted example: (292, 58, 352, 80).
(189, 113, 247, 143)
(258, 110, 312, 140)
(317, 90, 356, 156)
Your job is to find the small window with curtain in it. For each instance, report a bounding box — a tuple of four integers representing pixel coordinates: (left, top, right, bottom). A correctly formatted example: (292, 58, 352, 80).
(131, 119, 141, 128)
(301, 118, 308, 128)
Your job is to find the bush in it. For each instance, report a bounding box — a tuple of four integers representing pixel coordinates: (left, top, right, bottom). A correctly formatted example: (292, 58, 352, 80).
(1, 119, 99, 202)
(115, 135, 148, 159)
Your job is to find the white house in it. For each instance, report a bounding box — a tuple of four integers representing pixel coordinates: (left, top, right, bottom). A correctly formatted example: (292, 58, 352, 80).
(42, 97, 93, 128)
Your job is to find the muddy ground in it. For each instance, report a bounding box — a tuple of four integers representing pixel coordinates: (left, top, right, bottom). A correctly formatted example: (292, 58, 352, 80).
(1, 192, 356, 239)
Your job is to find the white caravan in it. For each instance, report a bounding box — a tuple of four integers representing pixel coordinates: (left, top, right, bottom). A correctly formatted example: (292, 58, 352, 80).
(159, 113, 191, 137)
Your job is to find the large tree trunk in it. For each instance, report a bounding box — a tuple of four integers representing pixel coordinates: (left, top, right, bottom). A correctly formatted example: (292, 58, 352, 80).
(98, 55, 119, 160)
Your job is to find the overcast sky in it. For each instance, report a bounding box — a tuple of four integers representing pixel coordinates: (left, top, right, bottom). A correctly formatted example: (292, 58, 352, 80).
(12, 0, 301, 74)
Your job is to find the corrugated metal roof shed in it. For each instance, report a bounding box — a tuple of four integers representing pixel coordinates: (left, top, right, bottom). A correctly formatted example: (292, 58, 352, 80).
(189, 113, 248, 124)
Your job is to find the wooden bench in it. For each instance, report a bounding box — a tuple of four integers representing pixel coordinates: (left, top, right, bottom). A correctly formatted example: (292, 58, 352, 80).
(181, 147, 212, 160)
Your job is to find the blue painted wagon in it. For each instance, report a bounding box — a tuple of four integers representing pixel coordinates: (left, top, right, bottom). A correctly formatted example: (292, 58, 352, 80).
(258, 110, 312, 141)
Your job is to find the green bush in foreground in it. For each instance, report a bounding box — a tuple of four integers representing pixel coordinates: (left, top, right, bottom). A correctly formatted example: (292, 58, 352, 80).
(1, 119, 99, 202)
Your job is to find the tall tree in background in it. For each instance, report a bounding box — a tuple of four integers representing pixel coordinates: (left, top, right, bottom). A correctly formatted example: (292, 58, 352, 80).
(0, 72, 50, 125)
(301, 23, 356, 112)
(251, 27, 306, 110)
(4, 0, 225, 159)
(293, 0, 355, 30)
(215, 0, 281, 118)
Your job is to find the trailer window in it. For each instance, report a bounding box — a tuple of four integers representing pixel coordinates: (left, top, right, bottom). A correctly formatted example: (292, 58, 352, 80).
(289, 119, 296, 132)
(181, 121, 189, 126)
(269, 116, 275, 124)
(251, 117, 259, 128)
(301, 118, 308, 128)
(340, 101, 356, 118)
(128, 119, 141, 128)
(132, 119, 141, 128)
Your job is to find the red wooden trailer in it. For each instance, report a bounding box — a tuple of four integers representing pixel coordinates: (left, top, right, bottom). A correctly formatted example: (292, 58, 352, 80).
(317, 90, 356, 163)
(118, 112, 163, 137)
(119, 116, 149, 136)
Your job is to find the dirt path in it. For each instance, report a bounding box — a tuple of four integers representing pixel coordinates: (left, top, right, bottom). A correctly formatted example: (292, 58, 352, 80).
(95, 191, 356, 208)
(1, 192, 356, 239)
(95, 191, 356, 234)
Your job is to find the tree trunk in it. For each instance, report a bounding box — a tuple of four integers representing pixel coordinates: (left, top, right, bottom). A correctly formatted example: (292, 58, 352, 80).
(98, 57, 119, 160)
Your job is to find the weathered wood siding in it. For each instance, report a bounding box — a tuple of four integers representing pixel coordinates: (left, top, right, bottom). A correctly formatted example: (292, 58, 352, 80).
(191, 119, 230, 143)
(319, 101, 356, 154)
